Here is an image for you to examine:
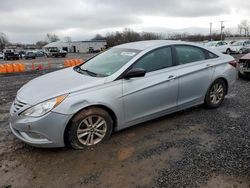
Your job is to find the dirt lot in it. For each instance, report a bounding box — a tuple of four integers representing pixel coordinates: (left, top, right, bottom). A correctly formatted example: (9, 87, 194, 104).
(0, 55, 249, 188)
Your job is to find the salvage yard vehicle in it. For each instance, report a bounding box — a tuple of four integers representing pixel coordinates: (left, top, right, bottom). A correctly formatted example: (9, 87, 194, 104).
(238, 53, 250, 78)
(0, 52, 3, 59)
(242, 43, 250, 54)
(3, 49, 20, 60)
(205, 41, 231, 54)
(230, 40, 250, 54)
(34, 50, 45, 57)
(45, 47, 67, 58)
(25, 51, 36, 59)
(9, 40, 237, 149)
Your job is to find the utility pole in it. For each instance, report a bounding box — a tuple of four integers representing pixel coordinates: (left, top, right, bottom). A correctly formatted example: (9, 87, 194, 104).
(220, 21, 225, 41)
(210, 23, 212, 41)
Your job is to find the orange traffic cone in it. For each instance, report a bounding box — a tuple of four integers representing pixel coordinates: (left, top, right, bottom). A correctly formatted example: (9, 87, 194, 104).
(32, 63, 36, 71)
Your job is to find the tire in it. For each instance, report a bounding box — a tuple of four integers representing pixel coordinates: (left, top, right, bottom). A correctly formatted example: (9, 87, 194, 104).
(226, 49, 231, 54)
(204, 79, 226, 108)
(67, 107, 113, 149)
(238, 72, 244, 79)
(239, 49, 243, 54)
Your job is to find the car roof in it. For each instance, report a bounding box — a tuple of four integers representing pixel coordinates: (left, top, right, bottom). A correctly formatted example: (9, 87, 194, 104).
(114, 40, 186, 50)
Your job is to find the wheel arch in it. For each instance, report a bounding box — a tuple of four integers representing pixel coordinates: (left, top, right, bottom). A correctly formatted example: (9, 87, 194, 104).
(207, 77, 229, 97)
(63, 104, 118, 146)
(216, 77, 228, 94)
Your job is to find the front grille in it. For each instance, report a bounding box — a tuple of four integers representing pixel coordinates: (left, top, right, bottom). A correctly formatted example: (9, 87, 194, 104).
(13, 98, 27, 113)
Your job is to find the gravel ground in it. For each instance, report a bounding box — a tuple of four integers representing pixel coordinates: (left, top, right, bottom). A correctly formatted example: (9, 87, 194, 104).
(0, 55, 249, 188)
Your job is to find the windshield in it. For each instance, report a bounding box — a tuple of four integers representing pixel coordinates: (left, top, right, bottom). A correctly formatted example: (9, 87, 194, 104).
(79, 48, 141, 77)
(232, 41, 243, 46)
(206, 42, 217, 47)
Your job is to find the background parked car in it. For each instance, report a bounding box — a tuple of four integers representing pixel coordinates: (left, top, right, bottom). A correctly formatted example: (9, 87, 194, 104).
(45, 47, 67, 58)
(25, 51, 36, 59)
(230, 40, 250, 54)
(238, 53, 250, 78)
(242, 44, 250, 54)
(19, 50, 26, 59)
(205, 41, 231, 54)
(0, 52, 3, 59)
(34, 50, 45, 57)
(3, 49, 20, 60)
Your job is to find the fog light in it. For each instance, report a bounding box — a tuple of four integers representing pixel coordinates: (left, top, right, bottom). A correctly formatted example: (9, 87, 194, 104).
(19, 131, 49, 142)
(26, 132, 45, 139)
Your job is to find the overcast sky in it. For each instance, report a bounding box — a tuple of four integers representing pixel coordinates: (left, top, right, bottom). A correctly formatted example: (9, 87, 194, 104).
(1, 0, 250, 43)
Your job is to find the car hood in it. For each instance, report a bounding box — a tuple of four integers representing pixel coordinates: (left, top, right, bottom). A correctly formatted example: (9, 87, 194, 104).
(230, 45, 241, 50)
(17, 68, 106, 105)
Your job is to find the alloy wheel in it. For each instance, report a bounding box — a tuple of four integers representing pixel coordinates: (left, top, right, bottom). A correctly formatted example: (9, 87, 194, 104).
(77, 115, 107, 146)
(209, 83, 224, 105)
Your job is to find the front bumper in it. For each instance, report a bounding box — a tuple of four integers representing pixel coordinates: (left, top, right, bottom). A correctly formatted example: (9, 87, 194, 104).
(9, 111, 72, 148)
(239, 62, 250, 75)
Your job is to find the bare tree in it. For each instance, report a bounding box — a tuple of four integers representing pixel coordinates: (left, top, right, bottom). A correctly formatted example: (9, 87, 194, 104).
(36, 41, 48, 48)
(238, 20, 250, 36)
(141, 32, 161, 40)
(92, 34, 105, 40)
(0, 32, 9, 51)
(64, 36, 72, 42)
(45, 33, 60, 43)
(238, 24, 243, 35)
(224, 28, 233, 37)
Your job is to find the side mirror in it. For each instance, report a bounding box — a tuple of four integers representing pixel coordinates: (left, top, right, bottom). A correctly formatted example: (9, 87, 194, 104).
(124, 68, 146, 79)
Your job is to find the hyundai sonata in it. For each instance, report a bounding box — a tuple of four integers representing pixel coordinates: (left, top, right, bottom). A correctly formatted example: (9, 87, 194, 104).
(9, 40, 237, 149)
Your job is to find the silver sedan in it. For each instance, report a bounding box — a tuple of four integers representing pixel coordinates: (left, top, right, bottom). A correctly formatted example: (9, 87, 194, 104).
(9, 40, 237, 149)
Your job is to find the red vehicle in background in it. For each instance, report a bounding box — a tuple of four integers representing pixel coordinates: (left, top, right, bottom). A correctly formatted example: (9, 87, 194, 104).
(238, 53, 250, 78)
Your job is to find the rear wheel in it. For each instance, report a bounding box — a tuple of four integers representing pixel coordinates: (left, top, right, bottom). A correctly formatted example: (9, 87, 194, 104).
(205, 79, 226, 108)
(226, 49, 231, 54)
(67, 107, 113, 149)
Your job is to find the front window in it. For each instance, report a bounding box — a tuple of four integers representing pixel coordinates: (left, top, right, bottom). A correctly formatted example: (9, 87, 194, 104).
(79, 48, 141, 77)
(132, 47, 173, 72)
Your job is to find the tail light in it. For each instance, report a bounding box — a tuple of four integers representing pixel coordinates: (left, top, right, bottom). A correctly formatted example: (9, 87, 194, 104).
(229, 60, 237, 68)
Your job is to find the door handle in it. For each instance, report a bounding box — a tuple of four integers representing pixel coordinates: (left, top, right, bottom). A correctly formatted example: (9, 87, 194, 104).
(168, 75, 176, 80)
(206, 64, 212, 67)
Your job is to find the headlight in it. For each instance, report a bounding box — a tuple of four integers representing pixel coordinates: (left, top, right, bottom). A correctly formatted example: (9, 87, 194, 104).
(21, 94, 68, 117)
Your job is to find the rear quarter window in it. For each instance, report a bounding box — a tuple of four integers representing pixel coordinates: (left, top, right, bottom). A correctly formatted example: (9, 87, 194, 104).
(175, 45, 206, 64)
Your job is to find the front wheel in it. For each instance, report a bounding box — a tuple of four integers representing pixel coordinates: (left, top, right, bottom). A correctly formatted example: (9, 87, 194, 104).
(226, 49, 231, 54)
(67, 107, 113, 149)
(204, 79, 226, 108)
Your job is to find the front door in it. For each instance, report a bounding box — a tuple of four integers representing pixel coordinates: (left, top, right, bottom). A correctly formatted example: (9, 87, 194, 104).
(122, 46, 179, 124)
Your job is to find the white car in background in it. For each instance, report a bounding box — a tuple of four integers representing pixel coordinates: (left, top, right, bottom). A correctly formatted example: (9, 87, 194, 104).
(205, 41, 231, 54)
(230, 41, 250, 54)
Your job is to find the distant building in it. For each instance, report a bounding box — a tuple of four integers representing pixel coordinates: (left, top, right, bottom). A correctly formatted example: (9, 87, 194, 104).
(43, 40, 107, 53)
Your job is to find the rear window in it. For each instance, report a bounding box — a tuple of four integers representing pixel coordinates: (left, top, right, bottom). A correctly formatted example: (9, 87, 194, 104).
(175, 45, 206, 64)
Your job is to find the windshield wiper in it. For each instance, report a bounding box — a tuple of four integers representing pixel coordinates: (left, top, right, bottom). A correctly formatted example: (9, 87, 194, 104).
(74, 66, 98, 77)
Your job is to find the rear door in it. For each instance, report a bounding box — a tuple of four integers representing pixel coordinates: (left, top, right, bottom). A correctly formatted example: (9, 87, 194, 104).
(173, 45, 217, 107)
(122, 46, 179, 123)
